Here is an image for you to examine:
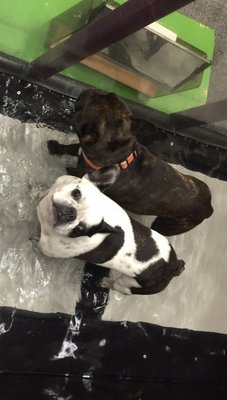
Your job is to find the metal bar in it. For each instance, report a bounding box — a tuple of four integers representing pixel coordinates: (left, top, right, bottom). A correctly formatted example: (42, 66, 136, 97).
(28, 0, 196, 80)
(2, 51, 227, 149)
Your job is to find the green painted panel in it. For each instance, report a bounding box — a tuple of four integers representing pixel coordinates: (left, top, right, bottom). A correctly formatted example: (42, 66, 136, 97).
(0, 0, 83, 60)
(0, 0, 215, 114)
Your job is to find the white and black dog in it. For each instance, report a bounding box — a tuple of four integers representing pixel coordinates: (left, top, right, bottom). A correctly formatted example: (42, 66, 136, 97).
(37, 167, 185, 295)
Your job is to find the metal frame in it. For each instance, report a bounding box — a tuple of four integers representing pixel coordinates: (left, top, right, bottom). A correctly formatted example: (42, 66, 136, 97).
(27, 0, 196, 80)
(1, 50, 227, 149)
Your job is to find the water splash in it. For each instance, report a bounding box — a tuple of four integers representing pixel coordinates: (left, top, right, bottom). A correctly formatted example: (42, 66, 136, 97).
(0, 114, 83, 314)
(53, 314, 82, 360)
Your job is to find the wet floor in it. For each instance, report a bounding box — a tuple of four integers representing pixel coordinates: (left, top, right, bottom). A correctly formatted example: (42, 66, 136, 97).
(103, 166, 227, 334)
(0, 114, 226, 334)
(0, 114, 83, 314)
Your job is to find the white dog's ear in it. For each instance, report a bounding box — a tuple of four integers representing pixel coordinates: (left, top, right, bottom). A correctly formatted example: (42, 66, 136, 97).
(85, 166, 120, 191)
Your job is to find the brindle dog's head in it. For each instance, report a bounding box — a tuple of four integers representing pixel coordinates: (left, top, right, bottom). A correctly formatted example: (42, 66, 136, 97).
(73, 89, 136, 166)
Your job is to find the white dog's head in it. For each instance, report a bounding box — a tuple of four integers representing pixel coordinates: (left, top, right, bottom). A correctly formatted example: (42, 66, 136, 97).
(37, 167, 120, 239)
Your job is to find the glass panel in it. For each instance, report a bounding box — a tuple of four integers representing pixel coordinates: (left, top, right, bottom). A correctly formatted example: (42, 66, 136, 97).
(179, 2, 227, 136)
(0, 0, 106, 61)
(60, 1, 217, 119)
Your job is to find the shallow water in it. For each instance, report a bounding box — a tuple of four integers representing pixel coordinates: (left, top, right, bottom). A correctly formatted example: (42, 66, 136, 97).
(0, 114, 226, 334)
(103, 166, 227, 334)
(0, 114, 83, 314)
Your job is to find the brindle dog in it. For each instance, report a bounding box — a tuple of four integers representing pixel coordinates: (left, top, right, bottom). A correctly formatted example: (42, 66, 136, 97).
(48, 89, 213, 236)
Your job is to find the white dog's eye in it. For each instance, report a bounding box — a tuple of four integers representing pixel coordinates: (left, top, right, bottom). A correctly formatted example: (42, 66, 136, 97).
(72, 188, 81, 200)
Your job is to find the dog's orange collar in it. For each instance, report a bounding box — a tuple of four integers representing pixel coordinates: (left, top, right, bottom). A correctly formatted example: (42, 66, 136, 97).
(82, 149, 138, 171)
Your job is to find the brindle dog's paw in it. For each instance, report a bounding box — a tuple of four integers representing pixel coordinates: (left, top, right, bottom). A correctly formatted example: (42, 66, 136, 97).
(47, 140, 64, 155)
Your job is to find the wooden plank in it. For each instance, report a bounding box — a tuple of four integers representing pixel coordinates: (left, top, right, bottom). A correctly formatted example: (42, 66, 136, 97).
(81, 53, 159, 97)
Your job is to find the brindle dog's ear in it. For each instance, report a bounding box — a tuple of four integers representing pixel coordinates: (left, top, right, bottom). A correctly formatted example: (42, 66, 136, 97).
(80, 131, 98, 144)
(85, 166, 120, 192)
(73, 89, 101, 137)
(72, 111, 82, 134)
(73, 113, 99, 144)
(105, 92, 132, 117)
(130, 117, 158, 137)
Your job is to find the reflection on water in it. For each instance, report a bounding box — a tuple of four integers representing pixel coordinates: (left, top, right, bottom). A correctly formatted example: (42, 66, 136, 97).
(103, 166, 227, 334)
(0, 114, 226, 334)
(0, 115, 83, 314)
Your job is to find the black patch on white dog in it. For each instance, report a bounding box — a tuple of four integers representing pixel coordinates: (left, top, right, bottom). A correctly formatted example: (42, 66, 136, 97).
(132, 248, 185, 295)
(68, 222, 87, 237)
(132, 258, 171, 295)
(69, 219, 120, 238)
(131, 219, 158, 262)
(77, 226, 125, 264)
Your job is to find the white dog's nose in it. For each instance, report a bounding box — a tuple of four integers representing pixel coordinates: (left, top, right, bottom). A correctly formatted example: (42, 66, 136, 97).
(53, 201, 77, 225)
